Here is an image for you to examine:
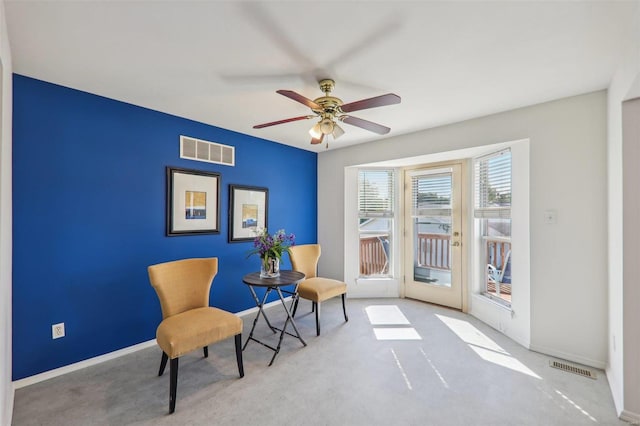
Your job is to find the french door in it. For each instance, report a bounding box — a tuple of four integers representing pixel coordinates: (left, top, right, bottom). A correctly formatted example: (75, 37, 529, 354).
(403, 163, 464, 309)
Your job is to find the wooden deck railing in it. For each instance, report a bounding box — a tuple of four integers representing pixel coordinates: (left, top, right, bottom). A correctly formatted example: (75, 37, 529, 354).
(359, 233, 453, 276)
(360, 236, 389, 275)
(486, 238, 512, 296)
(417, 233, 451, 271)
(486, 238, 511, 273)
(358, 235, 512, 297)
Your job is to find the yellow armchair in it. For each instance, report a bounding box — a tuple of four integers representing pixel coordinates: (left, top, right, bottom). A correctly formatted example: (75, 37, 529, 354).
(148, 257, 244, 414)
(289, 244, 348, 336)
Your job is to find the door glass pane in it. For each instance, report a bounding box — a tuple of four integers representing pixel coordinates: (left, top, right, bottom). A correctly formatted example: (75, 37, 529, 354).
(412, 172, 453, 287)
(413, 216, 452, 287)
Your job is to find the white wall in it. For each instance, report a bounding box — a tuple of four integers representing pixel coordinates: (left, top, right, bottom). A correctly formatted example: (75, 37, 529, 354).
(0, 1, 12, 424)
(607, 0, 640, 419)
(622, 98, 640, 421)
(318, 90, 608, 368)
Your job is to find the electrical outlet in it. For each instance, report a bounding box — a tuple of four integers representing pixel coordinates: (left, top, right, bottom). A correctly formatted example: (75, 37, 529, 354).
(52, 322, 65, 339)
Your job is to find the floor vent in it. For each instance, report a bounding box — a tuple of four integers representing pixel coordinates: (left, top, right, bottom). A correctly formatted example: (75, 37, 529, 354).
(180, 135, 235, 166)
(549, 360, 596, 379)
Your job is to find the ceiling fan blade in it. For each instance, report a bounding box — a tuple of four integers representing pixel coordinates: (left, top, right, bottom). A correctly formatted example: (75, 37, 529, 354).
(253, 115, 313, 129)
(311, 134, 324, 145)
(277, 90, 322, 110)
(340, 93, 401, 113)
(341, 116, 391, 135)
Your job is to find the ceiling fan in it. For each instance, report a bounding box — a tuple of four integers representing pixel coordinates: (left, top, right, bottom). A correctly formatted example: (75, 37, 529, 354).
(253, 79, 401, 146)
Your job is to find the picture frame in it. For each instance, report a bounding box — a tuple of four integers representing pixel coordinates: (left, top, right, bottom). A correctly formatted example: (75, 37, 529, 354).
(229, 184, 268, 242)
(166, 167, 221, 236)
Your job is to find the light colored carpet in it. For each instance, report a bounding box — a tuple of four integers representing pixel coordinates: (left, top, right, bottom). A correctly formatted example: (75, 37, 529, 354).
(12, 298, 626, 425)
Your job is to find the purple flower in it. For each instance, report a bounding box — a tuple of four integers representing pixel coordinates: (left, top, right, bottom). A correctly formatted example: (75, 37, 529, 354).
(247, 228, 296, 260)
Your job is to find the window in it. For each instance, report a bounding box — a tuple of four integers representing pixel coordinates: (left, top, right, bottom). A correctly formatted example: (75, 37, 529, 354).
(474, 149, 512, 305)
(358, 169, 394, 277)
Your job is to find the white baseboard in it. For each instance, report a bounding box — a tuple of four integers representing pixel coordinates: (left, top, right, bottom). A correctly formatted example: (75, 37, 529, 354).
(528, 344, 606, 370)
(13, 340, 157, 389)
(468, 294, 530, 350)
(5, 383, 14, 426)
(621, 409, 640, 424)
(606, 365, 624, 419)
(13, 299, 288, 389)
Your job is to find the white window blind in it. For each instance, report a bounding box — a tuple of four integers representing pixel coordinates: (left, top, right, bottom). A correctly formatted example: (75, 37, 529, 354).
(474, 149, 511, 219)
(410, 169, 452, 217)
(358, 169, 394, 218)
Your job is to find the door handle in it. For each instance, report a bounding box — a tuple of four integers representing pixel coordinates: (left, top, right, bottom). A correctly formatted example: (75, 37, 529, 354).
(452, 241, 461, 247)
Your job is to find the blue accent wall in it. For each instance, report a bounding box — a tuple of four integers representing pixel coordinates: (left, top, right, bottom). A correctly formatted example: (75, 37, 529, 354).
(12, 75, 317, 380)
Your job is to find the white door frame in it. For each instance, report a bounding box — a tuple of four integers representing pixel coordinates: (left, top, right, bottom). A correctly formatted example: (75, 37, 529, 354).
(402, 160, 469, 312)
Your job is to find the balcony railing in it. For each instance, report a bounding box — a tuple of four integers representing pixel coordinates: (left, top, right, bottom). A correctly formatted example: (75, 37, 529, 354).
(358, 235, 512, 300)
(359, 233, 452, 276)
(486, 238, 512, 298)
(417, 233, 451, 271)
(360, 236, 389, 275)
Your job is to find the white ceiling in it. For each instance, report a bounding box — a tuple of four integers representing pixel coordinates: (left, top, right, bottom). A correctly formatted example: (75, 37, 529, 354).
(4, 1, 638, 152)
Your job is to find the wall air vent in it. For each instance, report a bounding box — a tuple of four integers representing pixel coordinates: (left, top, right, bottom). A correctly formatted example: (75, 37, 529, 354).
(180, 135, 235, 166)
(549, 360, 596, 379)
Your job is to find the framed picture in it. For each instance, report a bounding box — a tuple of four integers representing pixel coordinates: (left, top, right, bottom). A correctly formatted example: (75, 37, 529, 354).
(166, 167, 220, 236)
(229, 184, 268, 242)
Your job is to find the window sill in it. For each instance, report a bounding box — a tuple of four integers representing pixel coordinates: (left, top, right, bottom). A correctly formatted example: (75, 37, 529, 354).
(356, 276, 394, 284)
(479, 292, 512, 310)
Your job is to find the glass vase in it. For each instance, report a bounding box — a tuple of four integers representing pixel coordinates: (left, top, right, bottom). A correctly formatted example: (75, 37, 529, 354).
(260, 256, 280, 278)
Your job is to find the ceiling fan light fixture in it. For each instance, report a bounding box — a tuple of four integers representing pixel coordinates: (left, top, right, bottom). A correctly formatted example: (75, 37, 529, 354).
(332, 122, 345, 139)
(319, 117, 334, 134)
(309, 122, 322, 139)
(254, 79, 401, 147)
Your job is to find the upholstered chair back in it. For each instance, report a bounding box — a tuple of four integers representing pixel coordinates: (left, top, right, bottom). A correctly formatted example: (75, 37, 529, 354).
(148, 257, 218, 319)
(289, 244, 321, 279)
(288, 244, 348, 336)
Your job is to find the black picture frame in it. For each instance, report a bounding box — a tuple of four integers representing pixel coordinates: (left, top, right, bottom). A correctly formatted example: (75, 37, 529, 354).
(228, 184, 268, 242)
(166, 167, 221, 236)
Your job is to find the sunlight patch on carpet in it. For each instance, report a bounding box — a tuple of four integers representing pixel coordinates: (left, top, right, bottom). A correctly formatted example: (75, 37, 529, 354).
(373, 327, 422, 340)
(436, 314, 540, 379)
(365, 305, 411, 325)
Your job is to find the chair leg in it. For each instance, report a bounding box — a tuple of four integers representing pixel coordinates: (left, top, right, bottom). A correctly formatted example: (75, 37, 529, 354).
(311, 301, 315, 313)
(158, 352, 168, 377)
(203, 346, 208, 358)
(235, 334, 244, 378)
(169, 357, 179, 414)
(315, 302, 321, 336)
(342, 293, 349, 322)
